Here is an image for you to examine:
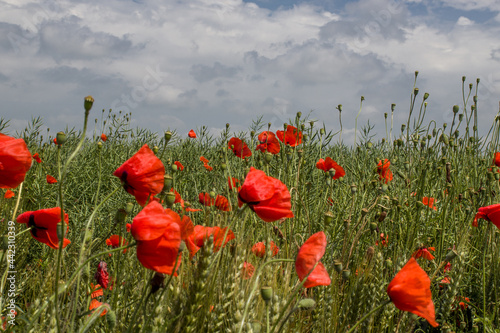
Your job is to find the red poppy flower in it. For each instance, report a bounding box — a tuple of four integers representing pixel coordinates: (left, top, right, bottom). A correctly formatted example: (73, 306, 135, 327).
(126, 223, 132, 232)
(89, 299, 108, 317)
(174, 161, 184, 171)
(412, 246, 435, 260)
(256, 131, 281, 154)
(377, 159, 393, 183)
(242, 262, 255, 280)
(387, 257, 438, 327)
(251, 241, 279, 258)
(199, 192, 215, 206)
(16, 207, 71, 249)
(228, 137, 252, 159)
(316, 157, 346, 180)
(422, 197, 437, 210)
(375, 233, 389, 247)
(106, 235, 128, 254)
(100, 134, 108, 142)
(215, 195, 231, 211)
(188, 129, 197, 138)
(0, 133, 32, 189)
(295, 231, 331, 288)
(113, 144, 165, 206)
(94, 261, 110, 289)
(494, 152, 500, 167)
(46, 175, 58, 184)
(4, 190, 14, 199)
(199, 156, 213, 171)
(187, 225, 235, 258)
(130, 201, 182, 275)
(32, 153, 42, 163)
(472, 203, 500, 229)
(228, 177, 241, 191)
(90, 283, 103, 299)
(238, 167, 294, 222)
(276, 125, 302, 147)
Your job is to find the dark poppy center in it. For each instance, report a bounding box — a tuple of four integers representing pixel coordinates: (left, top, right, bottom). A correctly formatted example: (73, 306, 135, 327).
(28, 214, 48, 237)
(120, 171, 134, 191)
(238, 193, 259, 210)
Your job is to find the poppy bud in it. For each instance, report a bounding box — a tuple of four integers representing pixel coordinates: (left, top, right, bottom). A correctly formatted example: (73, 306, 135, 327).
(334, 260, 343, 273)
(250, 130, 255, 137)
(97, 141, 103, 150)
(338, 104, 343, 112)
(452, 105, 459, 114)
(341, 269, 350, 281)
(57, 222, 66, 240)
(391, 103, 396, 111)
(165, 192, 176, 207)
(413, 88, 419, 96)
(366, 142, 373, 149)
(115, 208, 127, 223)
(469, 83, 473, 90)
(444, 249, 458, 262)
(209, 191, 216, 198)
(320, 128, 325, 135)
(440, 134, 449, 145)
(361, 208, 369, 217)
(56, 132, 67, 145)
(296, 111, 302, 119)
(462, 75, 466, 82)
(384, 112, 388, 119)
(164, 175, 173, 189)
(264, 152, 272, 164)
(153, 146, 159, 154)
(401, 124, 406, 133)
(221, 163, 227, 170)
(125, 202, 134, 214)
(260, 287, 273, 303)
(171, 164, 178, 172)
(296, 298, 315, 310)
(380, 184, 389, 193)
(378, 211, 387, 222)
(324, 211, 334, 225)
(361, 96, 365, 101)
(328, 168, 336, 178)
(370, 222, 378, 231)
(286, 152, 292, 161)
(350, 184, 357, 194)
(84, 95, 94, 113)
(107, 310, 117, 329)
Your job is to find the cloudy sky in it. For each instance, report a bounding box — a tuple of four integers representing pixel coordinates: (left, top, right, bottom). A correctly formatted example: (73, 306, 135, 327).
(1, 0, 499, 143)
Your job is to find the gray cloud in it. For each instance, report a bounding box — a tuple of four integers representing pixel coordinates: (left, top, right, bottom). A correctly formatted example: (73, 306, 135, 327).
(190, 62, 242, 83)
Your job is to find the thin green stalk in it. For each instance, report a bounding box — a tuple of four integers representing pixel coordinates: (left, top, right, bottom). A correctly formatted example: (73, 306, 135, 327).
(346, 299, 391, 333)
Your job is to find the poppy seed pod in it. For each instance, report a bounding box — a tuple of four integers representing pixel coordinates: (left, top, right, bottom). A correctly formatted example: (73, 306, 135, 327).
(423, 92, 429, 100)
(334, 260, 343, 273)
(320, 128, 325, 135)
(84, 95, 94, 113)
(164, 131, 172, 143)
(164, 175, 173, 189)
(370, 222, 378, 232)
(264, 152, 273, 164)
(260, 287, 273, 303)
(337, 104, 343, 112)
(125, 202, 134, 214)
(341, 269, 351, 281)
(171, 164, 178, 172)
(413, 88, 419, 96)
(56, 132, 67, 145)
(401, 124, 406, 133)
(384, 112, 388, 119)
(350, 184, 357, 194)
(165, 191, 176, 207)
(324, 211, 334, 225)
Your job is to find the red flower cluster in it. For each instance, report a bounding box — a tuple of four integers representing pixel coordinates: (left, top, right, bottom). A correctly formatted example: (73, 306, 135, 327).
(238, 167, 294, 222)
(422, 197, 437, 210)
(228, 137, 252, 159)
(46, 175, 57, 184)
(0, 133, 32, 189)
(228, 177, 241, 191)
(276, 125, 302, 147)
(113, 144, 165, 206)
(16, 207, 71, 249)
(387, 258, 438, 327)
(32, 153, 42, 163)
(186, 225, 235, 258)
(472, 203, 500, 229)
(377, 159, 393, 183)
(295, 231, 331, 288)
(412, 246, 435, 260)
(188, 129, 197, 138)
(256, 131, 280, 154)
(252, 241, 279, 258)
(106, 235, 128, 254)
(200, 156, 213, 171)
(100, 134, 108, 142)
(316, 157, 345, 179)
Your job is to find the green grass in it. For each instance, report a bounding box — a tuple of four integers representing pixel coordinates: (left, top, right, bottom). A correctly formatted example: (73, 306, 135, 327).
(1, 75, 499, 332)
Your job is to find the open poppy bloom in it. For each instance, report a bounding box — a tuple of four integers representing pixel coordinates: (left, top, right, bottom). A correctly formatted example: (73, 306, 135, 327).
(46, 175, 57, 184)
(89, 299, 108, 317)
(276, 125, 302, 147)
(186, 225, 235, 258)
(106, 235, 128, 254)
(4, 190, 14, 199)
(472, 203, 500, 229)
(387, 257, 438, 327)
(295, 231, 331, 288)
(215, 195, 231, 211)
(228, 137, 252, 159)
(16, 207, 71, 249)
(100, 134, 108, 142)
(238, 167, 294, 222)
(412, 246, 435, 260)
(242, 262, 255, 280)
(94, 261, 110, 289)
(90, 283, 104, 299)
(377, 159, 393, 183)
(131, 201, 182, 275)
(256, 131, 281, 154)
(316, 157, 346, 180)
(199, 192, 215, 206)
(228, 177, 241, 191)
(188, 129, 197, 138)
(0, 133, 32, 189)
(32, 153, 42, 163)
(252, 241, 279, 258)
(173, 161, 184, 171)
(422, 197, 437, 210)
(113, 144, 165, 206)
(494, 152, 500, 167)
(199, 156, 213, 171)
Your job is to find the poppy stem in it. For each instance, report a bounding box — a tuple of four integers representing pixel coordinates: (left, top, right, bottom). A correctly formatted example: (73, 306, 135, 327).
(10, 182, 23, 221)
(346, 299, 391, 333)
